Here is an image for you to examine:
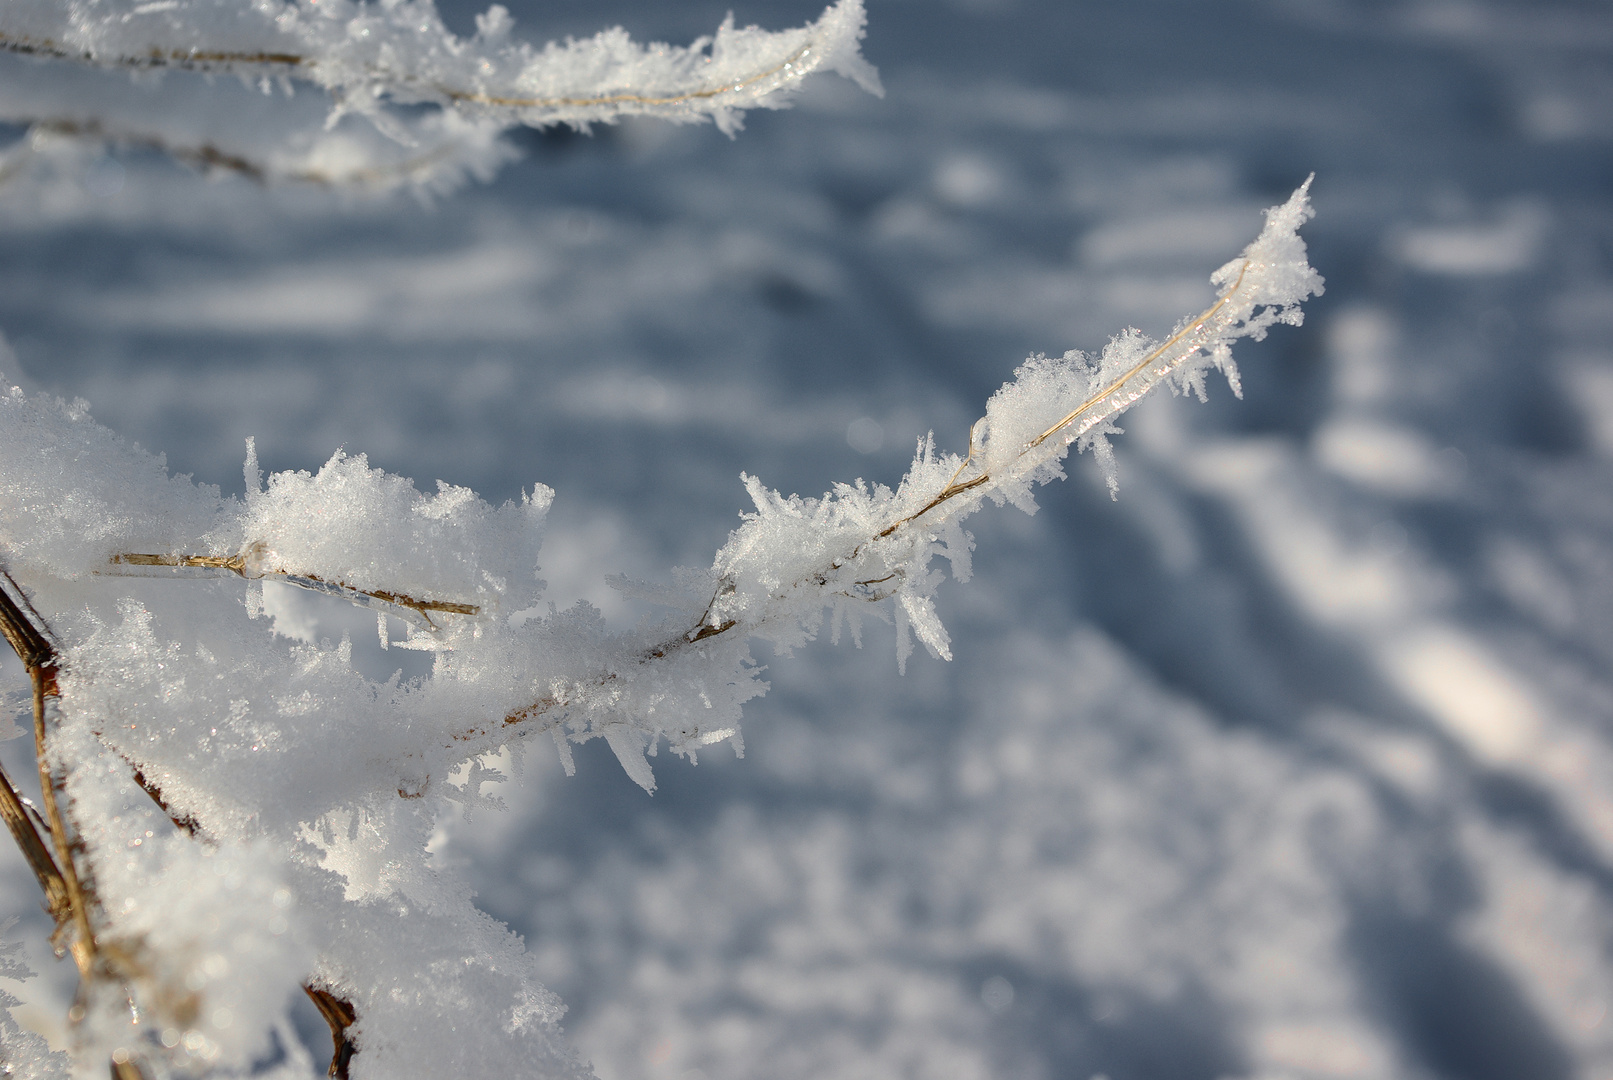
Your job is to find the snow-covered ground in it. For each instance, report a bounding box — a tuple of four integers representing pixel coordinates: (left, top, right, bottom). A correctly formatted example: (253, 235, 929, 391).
(3, 0, 1613, 1076)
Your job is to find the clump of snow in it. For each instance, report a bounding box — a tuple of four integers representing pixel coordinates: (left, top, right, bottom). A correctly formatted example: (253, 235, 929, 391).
(50, 716, 315, 1073)
(242, 441, 552, 616)
(0, 383, 232, 580)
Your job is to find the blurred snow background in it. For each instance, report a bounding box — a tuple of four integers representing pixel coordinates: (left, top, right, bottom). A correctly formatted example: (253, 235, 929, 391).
(3, 0, 1613, 1077)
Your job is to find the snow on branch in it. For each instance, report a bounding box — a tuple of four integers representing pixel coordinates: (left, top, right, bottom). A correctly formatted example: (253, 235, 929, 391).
(0, 181, 1318, 1078)
(487, 179, 1323, 772)
(0, 0, 879, 189)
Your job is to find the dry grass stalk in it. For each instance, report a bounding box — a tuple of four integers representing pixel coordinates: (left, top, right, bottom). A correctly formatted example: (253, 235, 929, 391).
(0, 570, 142, 1074)
(491, 259, 1259, 735)
(24, 254, 1269, 808)
(107, 552, 479, 628)
(0, 568, 359, 1078)
(7, 118, 467, 189)
(84, 259, 1265, 754)
(303, 986, 358, 1080)
(0, 28, 819, 113)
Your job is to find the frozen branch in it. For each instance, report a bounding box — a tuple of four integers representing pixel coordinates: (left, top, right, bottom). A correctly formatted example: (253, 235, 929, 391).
(0, 0, 879, 190)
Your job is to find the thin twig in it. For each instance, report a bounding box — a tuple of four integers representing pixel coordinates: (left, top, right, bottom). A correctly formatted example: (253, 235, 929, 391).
(0, 575, 80, 941)
(0, 569, 57, 672)
(83, 264, 1263, 761)
(4, 566, 367, 1077)
(0, 28, 819, 114)
(0, 30, 305, 69)
(490, 261, 1262, 735)
(18, 117, 465, 189)
(870, 259, 1254, 545)
(106, 553, 480, 623)
(110, 553, 244, 572)
(1026, 259, 1251, 453)
(126, 766, 199, 837)
(303, 985, 357, 1080)
(31, 653, 96, 977)
(0, 758, 70, 925)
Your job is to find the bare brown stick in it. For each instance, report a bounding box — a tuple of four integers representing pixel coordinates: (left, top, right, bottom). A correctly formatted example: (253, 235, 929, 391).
(0, 569, 56, 672)
(126, 766, 199, 838)
(303, 985, 358, 1080)
(0, 758, 70, 925)
(108, 554, 245, 571)
(107, 553, 479, 624)
(5, 563, 205, 837)
(0, 574, 80, 941)
(0, 30, 302, 69)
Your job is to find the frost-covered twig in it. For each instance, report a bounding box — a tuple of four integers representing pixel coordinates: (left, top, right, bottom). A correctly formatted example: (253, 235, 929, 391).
(0, 579, 72, 935)
(1, 572, 361, 1079)
(488, 180, 1323, 784)
(0, 573, 90, 968)
(0, 0, 879, 190)
(0, 572, 151, 1079)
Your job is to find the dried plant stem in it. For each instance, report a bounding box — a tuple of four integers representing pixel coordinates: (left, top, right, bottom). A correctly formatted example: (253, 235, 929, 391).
(440, 44, 813, 109)
(95, 262, 1263, 761)
(0, 574, 103, 977)
(486, 261, 1260, 737)
(109, 554, 244, 572)
(0, 572, 158, 1077)
(3, 567, 362, 1078)
(0, 758, 70, 927)
(0, 576, 72, 930)
(303, 985, 358, 1080)
(872, 259, 1253, 543)
(0, 28, 820, 113)
(106, 553, 479, 624)
(13, 117, 464, 189)
(0, 570, 54, 672)
(0, 32, 302, 69)
(30, 665, 96, 978)
(698, 257, 1257, 636)
(0, 603, 71, 925)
